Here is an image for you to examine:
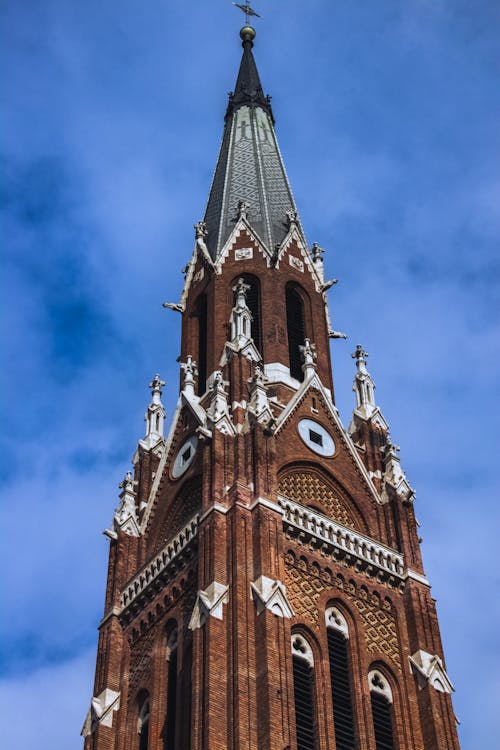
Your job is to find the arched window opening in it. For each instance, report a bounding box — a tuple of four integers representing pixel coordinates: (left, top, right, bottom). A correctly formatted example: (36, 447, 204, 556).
(138, 695, 150, 750)
(368, 670, 396, 750)
(164, 628, 178, 750)
(326, 607, 356, 750)
(196, 295, 207, 395)
(233, 274, 262, 352)
(291, 634, 316, 750)
(286, 285, 306, 381)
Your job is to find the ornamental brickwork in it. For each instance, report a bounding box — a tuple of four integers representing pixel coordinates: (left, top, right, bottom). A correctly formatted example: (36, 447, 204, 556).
(83, 24, 460, 750)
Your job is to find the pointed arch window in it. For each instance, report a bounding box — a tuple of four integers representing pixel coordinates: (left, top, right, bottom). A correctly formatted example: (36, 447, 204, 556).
(164, 628, 178, 749)
(233, 273, 262, 352)
(326, 607, 357, 750)
(138, 694, 150, 750)
(291, 634, 316, 750)
(196, 295, 207, 395)
(286, 285, 306, 381)
(368, 670, 396, 750)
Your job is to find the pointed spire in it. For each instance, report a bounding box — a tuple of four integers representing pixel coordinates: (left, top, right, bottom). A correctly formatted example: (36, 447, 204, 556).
(225, 26, 274, 123)
(203, 27, 302, 260)
(143, 374, 165, 449)
(180, 356, 198, 398)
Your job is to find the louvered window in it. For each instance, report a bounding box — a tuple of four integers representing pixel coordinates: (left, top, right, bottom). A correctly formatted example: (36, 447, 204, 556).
(293, 655, 316, 750)
(371, 693, 395, 750)
(286, 286, 305, 381)
(138, 697, 150, 750)
(236, 274, 262, 352)
(196, 295, 207, 395)
(164, 648, 177, 749)
(327, 628, 356, 750)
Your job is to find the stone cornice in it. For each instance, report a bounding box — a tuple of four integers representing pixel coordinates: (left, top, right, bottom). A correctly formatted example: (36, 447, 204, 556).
(279, 495, 404, 585)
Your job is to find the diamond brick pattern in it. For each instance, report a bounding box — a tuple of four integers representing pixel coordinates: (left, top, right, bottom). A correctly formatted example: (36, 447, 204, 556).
(278, 472, 359, 530)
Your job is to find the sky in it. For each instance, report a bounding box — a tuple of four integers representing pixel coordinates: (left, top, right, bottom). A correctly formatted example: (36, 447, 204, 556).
(1, 1, 499, 747)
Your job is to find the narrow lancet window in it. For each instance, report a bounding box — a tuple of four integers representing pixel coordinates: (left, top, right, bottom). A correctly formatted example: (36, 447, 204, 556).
(286, 285, 306, 381)
(164, 628, 178, 749)
(292, 634, 316, 750)
(138, 695, 150, 750)
(196, 295, 208, 395)
(369, 670, 396, 750)
(326, 607, 357, 750)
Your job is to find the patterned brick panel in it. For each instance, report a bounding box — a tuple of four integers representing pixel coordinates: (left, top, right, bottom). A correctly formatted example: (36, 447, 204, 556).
(150, 477, 202, 555)
(285, 556, 401, 672)
(278, 472, 359, 530)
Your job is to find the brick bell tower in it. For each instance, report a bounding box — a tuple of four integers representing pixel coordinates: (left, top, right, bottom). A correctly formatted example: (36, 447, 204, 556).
(82, 23, 460, 750)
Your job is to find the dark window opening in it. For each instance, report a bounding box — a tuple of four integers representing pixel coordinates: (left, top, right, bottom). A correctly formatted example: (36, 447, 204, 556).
(182, 447, 191, 463)
(196, 295, 207, 395)
(309, 429, 323, 447)
(293, 655, 316, 750)
(327, 628, 356, 750)
(371, 692, 395, 750)
(138, 698, 150, 750)
(164, 649, 178, 749)
(286, 286, 306, 381)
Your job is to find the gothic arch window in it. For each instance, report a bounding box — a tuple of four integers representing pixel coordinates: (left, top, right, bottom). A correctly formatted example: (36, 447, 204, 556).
(286, 284, 306, 381)
(368, 669, 396, 750)
(195, 294, 208, 395)
(163, 627, 178, 749)
(137, 693, 150, 750)
(325, 606, 357, 750)
(233, 273, 262, 353)
(291, 633, 317, 750)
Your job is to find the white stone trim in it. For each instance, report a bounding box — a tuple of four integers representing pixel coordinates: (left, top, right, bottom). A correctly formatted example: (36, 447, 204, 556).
(368, 670, 393, 703)
(81, 688, 120, 737)
(250, 575, 294, 618)
(264, 362, 301, 391)
(404, 570, 430, 587)
(291, 634, 314, 666)
(410, 650, 454, 694)
(279, 496, 404, 581)
(121, 515, 199, 611)
(188, 581, 229, 629)
(325, 606, 349, 638)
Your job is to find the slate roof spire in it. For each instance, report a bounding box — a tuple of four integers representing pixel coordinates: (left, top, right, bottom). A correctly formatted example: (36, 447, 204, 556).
(203, 26, 304, 260)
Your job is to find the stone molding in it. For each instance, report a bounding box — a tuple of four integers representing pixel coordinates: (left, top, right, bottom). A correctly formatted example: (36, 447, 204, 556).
(81, 688, 120, 737)
(250, 575, 294, 618)
(189, 581, 229, 629)
(410, 649, 454, 694)
(120, 515, 199, 612)
(279, 495, 404, 583)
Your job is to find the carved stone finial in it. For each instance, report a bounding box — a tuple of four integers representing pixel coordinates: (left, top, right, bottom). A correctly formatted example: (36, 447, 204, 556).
(236, 199, 250, 220)
(381, 436, 414, 503)
(180, 355, 198, 398)
(206, 372, 235, 435)
(105, 471, 140, 539)
(247, 365, 274, 427)
(194, 220, 215, 269)
(286, 209, 298, 227)
(352, 344, 369, 373)
(194, 220, 208, 239)
(143, 374, 166, 448)
(311, 242, 324, 263)
(299, 338, 317, 377)
(230, 278, 253, 348)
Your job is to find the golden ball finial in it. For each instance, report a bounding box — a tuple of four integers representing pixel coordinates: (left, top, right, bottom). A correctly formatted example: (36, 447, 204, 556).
(240, 25, 256, 43)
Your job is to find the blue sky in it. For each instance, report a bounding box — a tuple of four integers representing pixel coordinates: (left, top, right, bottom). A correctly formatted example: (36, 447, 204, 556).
(1, 1, 499, 747)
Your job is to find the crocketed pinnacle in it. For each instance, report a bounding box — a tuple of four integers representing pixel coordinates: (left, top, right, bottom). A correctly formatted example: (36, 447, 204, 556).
(203, 27, 304, 260)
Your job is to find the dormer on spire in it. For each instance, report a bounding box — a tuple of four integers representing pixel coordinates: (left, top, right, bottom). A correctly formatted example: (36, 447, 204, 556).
(143, 374, 166, 449)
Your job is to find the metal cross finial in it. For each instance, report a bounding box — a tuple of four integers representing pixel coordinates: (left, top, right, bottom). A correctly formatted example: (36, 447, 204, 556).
(233, 2, 261, 24)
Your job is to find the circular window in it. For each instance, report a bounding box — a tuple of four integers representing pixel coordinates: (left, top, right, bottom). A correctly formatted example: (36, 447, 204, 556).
(298, 419, 335, 457)
(172, 435, 198, 478)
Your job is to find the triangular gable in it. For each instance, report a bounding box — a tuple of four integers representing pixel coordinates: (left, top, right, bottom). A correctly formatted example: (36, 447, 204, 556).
(215, 218, 273, 271)
(273, 373, 382, 506)
(273, 226, 323, 292)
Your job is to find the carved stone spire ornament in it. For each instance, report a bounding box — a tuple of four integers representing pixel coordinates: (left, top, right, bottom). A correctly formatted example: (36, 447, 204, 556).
(381, 437, 415, 503)
(142, 374, 166, 449)
(231, 276, 253, 348)
(247, 364, 274, 427)
(299, 337, 317, 378)
(104, 471, 140, 539)
(180, 355, 198, 398)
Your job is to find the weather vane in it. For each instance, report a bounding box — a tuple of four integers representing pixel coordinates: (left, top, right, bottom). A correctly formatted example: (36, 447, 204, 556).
(233, 2, 261, 24)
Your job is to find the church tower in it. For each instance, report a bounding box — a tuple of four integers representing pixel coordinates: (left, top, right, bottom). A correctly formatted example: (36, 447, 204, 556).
(83, 24, 460, 750)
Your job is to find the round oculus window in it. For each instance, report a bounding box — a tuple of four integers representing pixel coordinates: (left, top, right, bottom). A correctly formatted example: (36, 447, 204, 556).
(172, 435, 198, 478)
(298, 419, 335, 457)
